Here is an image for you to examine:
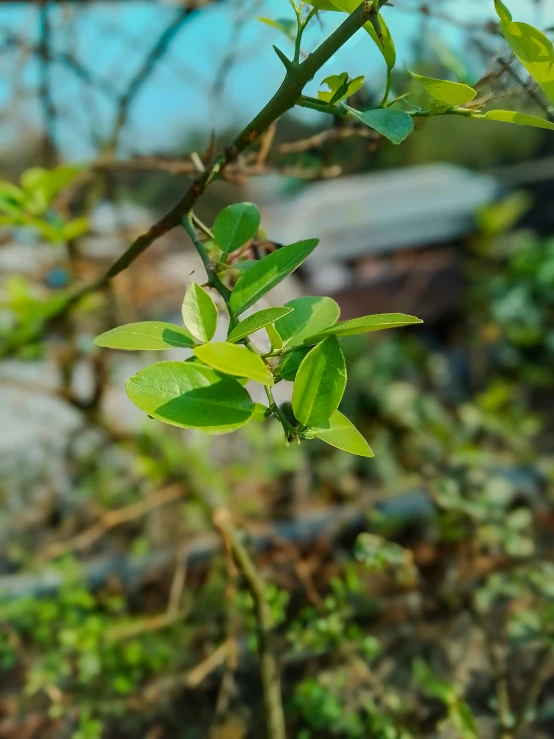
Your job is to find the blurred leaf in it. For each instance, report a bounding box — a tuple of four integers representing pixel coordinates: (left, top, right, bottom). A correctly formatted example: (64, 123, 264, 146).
(258, 16, 296, 41)
(451, 700, 478, 738)
(293, 336, 346, 425)
(477, 192, 531, 236)
(230, 239, 319, 316)
(182, 282, 218, 342)
(62, 217, 89, 241)
(20, 164, 83, 215)
(0, 181, 25, 213)
(429, 34, 470, 83)
(94, 321, 195, 350)
(126, 361, 254, 432)
(194, 342, 274, 385)
(412, 658, 456, 704)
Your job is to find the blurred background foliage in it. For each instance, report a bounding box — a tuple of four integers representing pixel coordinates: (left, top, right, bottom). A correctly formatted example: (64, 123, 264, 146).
(1, 1, 554, 738)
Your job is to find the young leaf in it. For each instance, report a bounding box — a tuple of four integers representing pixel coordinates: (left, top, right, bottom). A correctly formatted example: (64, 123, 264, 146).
(229, 239, 319, 316)
(213, 202, 261, 255)
(276, 348, 310, 382)
(494, 0, 512, 24)
(309, 0, 395, 68)
(292, 336, 346, 426)
(365, 11, 396, 69)
(251, 402, 271, 421)
(232, 260, 257, 272)
(311, 411, 373, 457)
(0, 181, 25, 210)
(227, 306, 294, 342)
(257, 17, 296, 41)
(186, 355, 249, 386)
(273, 296, 340, 347)
(345, 106, 414, 145)
(62, 217, 89, 241)
(303, 313, 423, 345)
(318, 73, 365, 104)
(126, 361, 254, 433)
(410, 72, 477, 105)
(266, 322, 284, 351)
(94, 321, 195, 351)
(182, 282, 218, 343)
(495, 7, 554, 103)
(194, 342, 274, 385)
(20, 165, 83, 215)
(480, 110, 554, 131)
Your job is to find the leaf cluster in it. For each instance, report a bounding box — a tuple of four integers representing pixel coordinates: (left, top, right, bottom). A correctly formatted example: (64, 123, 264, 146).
(95, 202, 422, 456)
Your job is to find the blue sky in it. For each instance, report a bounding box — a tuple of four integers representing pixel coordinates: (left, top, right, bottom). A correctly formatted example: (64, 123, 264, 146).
(0, 0, 549, 160)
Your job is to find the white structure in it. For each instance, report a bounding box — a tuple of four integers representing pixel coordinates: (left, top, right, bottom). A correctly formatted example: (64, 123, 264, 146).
(261, 163, 499, 265)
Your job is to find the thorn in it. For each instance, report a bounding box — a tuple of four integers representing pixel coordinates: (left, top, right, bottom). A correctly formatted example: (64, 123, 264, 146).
(273, 45, 293, 71)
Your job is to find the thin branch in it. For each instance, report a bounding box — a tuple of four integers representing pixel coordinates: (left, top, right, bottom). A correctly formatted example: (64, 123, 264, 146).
(106, 7, 194, 153)
(38, 0, 56, 165)
(512, 646, 553, 738)
(103, 0, 376, 279)
(38, 484, 184, 563)
(213, 508, 286, 739)
(182, 213, 233, 309)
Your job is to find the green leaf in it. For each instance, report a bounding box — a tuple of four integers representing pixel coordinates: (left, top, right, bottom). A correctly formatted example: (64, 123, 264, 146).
(303, 313, 423, 344)
(94, 321, 195, 351)
(496, 10, 554, 103)
(274, 296, 340, 347)
(62, 217, 89, 241)
(0, 181, 25, 212)
(494, 0, 512, 24)
(308, 0, 395, 68)
(450, 701, 477, 739)
(311, 411, 373, 457)
(230, 239, 319, 316)
(194, 342, 274, 385)
(258, 16, 296, 41)
(276, 348, 309, 381)
(318, 73, 365, 104)
(186, 355, 248, 385)
(227, 306, 294, 342)
(410, 72, 477, 105)
(412, 658, 456, 704)
(366, 11, 396, 69)
(480, 109, 554, 130)
(182, 282, 218, 343)
(266, 322, 284, 351)
(232, 260, 257, 272)
(20, 165, 83, 215)
(126, 361, 254, 433)
(292, 336, 346, 426)
(251, 402, 271, 421)
(345, 106, 414, 145)
(213, 202, 261, 255)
